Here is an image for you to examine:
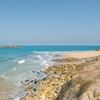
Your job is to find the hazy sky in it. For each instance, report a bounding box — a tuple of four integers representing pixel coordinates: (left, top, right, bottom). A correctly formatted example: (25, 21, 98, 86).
(0, 0, 100, 45)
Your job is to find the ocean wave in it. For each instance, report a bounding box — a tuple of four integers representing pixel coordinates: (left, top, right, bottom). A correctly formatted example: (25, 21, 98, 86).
(45, 53, 52, 60)
(33, 51, 38, 53)
(41, 60, 49, 67)
(32, 51, 95, 54)
(33, 51, 50, 54)
(37, 55, 43, 60)
(42, 60, 47, 64)
(12, 68, 16, 71)
(18, 60, 25, 64)
(41, 63, 49, 67)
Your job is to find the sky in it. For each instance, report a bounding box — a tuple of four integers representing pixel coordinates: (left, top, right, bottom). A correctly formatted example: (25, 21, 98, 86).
(0, 0, 100, 45)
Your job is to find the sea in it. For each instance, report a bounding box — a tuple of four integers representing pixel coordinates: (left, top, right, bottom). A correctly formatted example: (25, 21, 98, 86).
(0, 46, 100, 100)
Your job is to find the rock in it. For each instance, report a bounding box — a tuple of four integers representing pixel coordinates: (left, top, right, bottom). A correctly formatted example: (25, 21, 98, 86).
(55, 55, 61, 57)
(72, 65, 76, 70)
(95, 49, 100, 52)
(37, 72, 40, 74)
(34, 80, 38, 84)
(33, 88, 36, 92)
(25, 96, 33, 100)
(25, 86, 32, 92)
(79, 93, 89, 100)
(40, 93, 46, 100)
(28, 80, 34, 84)
(0, 46, 21, 48)
(94, 86, 100, 97)
(78, 91, 94, 100)
(56, 59, 100, 100)
(25, 80, 29, 82)
(87, 91, 93, 100)
(52, 57, 81, 62)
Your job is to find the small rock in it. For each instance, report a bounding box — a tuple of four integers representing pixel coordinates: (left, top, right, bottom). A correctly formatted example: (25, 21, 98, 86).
(33, 88, 36, 92)
(25, 80, 29, 82)
(25, 96, 33, 100)
(94, 86, 100, 97)
(79, 93, 89, 100)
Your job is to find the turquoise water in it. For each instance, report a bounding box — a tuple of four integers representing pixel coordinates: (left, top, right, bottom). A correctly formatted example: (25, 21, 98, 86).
(0, 45, 100, 80)
(0, 46, 100, 76)
(0, 46, 100, 99)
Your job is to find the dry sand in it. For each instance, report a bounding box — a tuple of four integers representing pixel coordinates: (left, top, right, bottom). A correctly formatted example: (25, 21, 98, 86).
(64, 51, 100, 58)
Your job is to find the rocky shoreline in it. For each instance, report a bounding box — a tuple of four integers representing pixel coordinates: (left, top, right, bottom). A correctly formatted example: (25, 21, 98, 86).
(0, 46, 21, 48)
(21, 55, 100, 100)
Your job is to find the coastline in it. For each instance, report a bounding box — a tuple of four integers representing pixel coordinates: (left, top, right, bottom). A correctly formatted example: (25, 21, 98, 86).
(21, 50, 100, 100)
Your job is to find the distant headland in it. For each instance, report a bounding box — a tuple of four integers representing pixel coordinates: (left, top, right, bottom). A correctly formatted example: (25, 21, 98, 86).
(0, 46, 22, 48)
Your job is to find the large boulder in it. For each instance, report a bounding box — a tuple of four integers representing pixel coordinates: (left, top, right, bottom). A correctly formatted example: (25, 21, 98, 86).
(56, 62, 100, 100)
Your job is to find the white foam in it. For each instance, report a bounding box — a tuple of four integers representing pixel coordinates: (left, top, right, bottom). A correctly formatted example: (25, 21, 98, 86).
(42, 60, 47, 64)
(18, 60, 25, 64)
(41, 60, 49, 67)
(37, 55, 43, 59)
(46, 54, 52, 60)
(13, 68, 16, 71)
(41, 63, 49, 66)
(33, 51, 38, 53)
(14, 97, 20, 100)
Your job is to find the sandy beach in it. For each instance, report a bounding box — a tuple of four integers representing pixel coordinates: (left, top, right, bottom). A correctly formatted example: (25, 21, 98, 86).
(64, 51, 100, 58)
